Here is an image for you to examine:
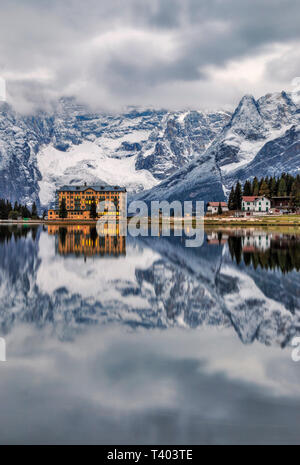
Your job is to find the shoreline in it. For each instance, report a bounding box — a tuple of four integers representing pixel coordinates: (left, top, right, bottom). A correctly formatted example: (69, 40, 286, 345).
(0, 215, 300, 227)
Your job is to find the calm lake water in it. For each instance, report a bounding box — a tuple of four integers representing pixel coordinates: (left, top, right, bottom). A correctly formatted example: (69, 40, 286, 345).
(0, 224, 300, 445)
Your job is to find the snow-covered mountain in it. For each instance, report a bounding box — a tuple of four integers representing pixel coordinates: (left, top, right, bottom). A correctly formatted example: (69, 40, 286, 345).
(1, 90, 299, 208)
(0, 98, 230, 208)
(136, 91, 300, 204)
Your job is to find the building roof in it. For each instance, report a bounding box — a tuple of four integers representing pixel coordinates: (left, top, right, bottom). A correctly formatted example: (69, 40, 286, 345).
(243, 196, 270, 202)
(243, 196, 257, 202)
(57, 184, 126, 193)
(207, 202, 228, 207)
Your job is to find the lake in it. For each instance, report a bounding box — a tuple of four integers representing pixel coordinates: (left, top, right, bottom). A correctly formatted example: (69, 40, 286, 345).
(0, 224, 300, 444)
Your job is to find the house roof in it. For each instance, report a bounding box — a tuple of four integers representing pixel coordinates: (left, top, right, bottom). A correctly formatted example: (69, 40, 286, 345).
(207, 202, 228, 207)
(57, 185, 126, 193)
(243, 196, 257, 202)
(243, 195, 270, 202)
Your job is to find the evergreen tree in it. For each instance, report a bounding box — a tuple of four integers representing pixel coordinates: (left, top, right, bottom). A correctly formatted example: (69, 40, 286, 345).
(217, 202, 223, 215)
(252, 177, 259, 196)
(259, 179, 270, 197)
(277, 177, 287, 196)
(234, 182, 243, 210)
(31, 202, 38, 218)
(269, 177, 277, 197)
(290, 180, 300, 208)
(90, 197, 97, 219)
(8, 210, 19, 220)
(21, 205, 31, 218)
(243, 180, 252, 196)
(228, 186, 235, 210)
(59, 198, 67, 219)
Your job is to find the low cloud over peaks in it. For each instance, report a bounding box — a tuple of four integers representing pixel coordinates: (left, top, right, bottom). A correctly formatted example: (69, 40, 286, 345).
(1, 0, 300, 112)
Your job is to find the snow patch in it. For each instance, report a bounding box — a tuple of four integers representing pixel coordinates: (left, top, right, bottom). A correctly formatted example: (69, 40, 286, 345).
(37, 142, 158, 205)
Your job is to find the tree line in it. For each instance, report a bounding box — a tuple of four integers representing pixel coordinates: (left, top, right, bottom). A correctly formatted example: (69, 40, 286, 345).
(0, 199, 41, 220)
(228, 173, 300, 210)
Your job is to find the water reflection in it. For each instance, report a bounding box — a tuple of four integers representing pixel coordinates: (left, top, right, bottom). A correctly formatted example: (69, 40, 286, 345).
(48, 225, 126, 257)
(0, 225, 298, 348)
(207, 230, 300, 273)
(1, 225, 300, 444)
(0, 224, 38, 242)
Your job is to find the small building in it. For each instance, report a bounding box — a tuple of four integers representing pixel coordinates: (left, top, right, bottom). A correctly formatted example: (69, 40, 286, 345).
(242, 196, 271, 213)
(271, 196, 292, 211)
(206, 202, 228, 215)
(48, 184, 127, 220)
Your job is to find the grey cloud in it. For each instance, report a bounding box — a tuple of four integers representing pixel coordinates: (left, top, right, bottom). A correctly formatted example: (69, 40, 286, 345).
(0, 0, 300, 111)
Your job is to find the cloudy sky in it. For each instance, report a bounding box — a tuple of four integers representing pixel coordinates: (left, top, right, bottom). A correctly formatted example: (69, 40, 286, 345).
(0, 0, 300, 112)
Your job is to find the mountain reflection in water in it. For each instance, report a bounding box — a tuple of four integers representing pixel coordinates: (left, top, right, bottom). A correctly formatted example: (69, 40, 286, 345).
(0, 224, 299, 348)
(1, 225, 300, 445)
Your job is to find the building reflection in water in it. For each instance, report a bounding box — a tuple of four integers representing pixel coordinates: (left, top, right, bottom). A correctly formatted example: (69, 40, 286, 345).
(207, 229, 300, 272)
(48, 225, 126, 257)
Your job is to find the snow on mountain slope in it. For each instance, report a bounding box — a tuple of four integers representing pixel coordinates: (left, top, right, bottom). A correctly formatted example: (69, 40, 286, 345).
(134, 149, 226, 204)
(136, 90, 300, 203)
(219, 264, 291, 345)
(0, 97, 230, 207)
(135, 109, 231, 179)
(227, 124, 300, 187)
(38, 142, 158, 205)
(219, 91, 299, 175)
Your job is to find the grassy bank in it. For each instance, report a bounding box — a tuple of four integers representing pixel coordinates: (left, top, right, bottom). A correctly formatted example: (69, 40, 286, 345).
(204, 215, 300, 227)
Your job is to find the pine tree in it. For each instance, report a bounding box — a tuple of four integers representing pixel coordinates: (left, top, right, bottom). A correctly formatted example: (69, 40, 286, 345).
(218, 202, 223, 215)
(269, 177, 277, 197)
(59, 198, 67, 219)
(243, 180, 252, 196)
(8, 210, 19, 220)
(252, 177, 259, 196)
(277, 177, 287, 196)
(31, 202, 38, 218)
(228, 186, 235, 210)
(290, 180, 300, 208)
(234, 182, 243, 210)
(259, 179, 270, 197)
(90, 197, 97, 219)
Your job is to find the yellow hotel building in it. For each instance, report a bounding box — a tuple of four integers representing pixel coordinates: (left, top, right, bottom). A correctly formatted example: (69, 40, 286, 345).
(48, 184, 127, 220)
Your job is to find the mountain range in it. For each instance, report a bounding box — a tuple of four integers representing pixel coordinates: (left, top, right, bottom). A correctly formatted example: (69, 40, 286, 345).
(0, 90, 299, 209)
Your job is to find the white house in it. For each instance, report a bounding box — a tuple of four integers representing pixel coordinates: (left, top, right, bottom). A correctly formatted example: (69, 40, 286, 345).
(242, 196, 271, 213)
(207, 202, 229, 214)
